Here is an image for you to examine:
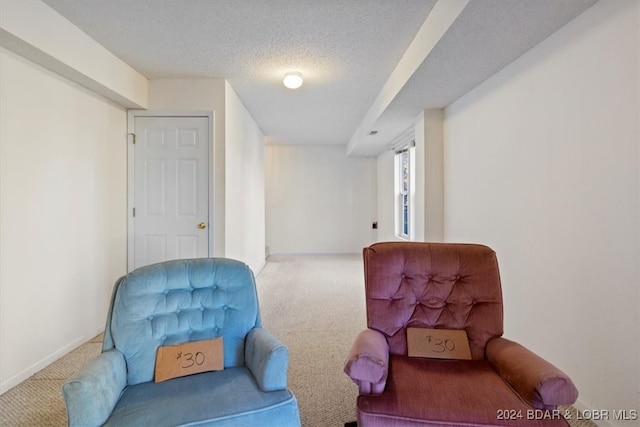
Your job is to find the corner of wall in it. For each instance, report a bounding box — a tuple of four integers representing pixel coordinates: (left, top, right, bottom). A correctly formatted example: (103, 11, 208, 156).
(0, 0, 148, 108)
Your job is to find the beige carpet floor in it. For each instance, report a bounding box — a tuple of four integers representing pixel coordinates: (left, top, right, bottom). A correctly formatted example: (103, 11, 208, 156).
(0, 254, 595, 427)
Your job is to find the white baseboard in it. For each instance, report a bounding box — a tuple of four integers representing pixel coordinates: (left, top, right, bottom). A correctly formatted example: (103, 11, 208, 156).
(0, 327, 103, 395)
(254, 260, 267, 276)
(266, 251, 360, 257)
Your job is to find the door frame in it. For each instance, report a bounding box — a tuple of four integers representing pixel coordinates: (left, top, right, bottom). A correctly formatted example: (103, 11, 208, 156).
(126, 110, 215, 272)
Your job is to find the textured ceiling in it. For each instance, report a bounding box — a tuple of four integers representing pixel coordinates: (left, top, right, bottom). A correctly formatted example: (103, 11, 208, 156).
(359, 0, 599, 155)
(42, 0, 597, 156)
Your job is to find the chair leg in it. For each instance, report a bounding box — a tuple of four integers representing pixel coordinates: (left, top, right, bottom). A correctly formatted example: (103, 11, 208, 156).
(344, 422, 357, 427)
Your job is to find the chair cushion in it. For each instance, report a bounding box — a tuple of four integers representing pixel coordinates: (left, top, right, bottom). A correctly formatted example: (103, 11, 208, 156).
(104, 367, 299, 427)
(108, 258, 261, 385)
(363, 243, 503, 359)
(357, 356, 569, 426)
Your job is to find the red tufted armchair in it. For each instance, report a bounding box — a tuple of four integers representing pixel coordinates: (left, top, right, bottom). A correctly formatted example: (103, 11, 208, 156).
(344, 242, 578, 426)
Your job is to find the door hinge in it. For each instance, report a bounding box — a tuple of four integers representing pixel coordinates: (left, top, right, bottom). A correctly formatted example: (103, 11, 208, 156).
(133, 207, 136, 217)
(128, 133, 136, 144)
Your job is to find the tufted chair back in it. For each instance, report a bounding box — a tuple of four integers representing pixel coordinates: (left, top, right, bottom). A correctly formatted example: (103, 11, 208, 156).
(102, 258, 261, 385)
(363, 242, 503, 360)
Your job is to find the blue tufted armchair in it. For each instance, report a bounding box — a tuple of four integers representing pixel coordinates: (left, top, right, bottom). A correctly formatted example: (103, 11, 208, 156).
(62, 258, 300, 427)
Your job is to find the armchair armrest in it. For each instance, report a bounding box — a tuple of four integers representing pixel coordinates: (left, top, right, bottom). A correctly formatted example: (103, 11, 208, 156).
(486, 337, 578, 409)
(62, 349, 127, 427)
(245, 327, 289, 392)
(343, 329, 389, 395)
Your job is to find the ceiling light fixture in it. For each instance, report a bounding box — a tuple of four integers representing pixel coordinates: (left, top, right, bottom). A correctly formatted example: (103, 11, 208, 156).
(283, 72, 303, 89)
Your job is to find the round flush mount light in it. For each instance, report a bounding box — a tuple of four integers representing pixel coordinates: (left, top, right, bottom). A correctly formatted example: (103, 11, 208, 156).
(283, 72, 303, 89)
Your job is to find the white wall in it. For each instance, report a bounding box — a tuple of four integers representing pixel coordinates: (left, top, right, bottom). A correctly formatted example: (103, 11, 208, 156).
(148, 79, 227, 258)
(149, 79, 266, 272)
(444, 0, 639, 418)
(0, 0, 147, 108)
(376, 149, 399, 242)
(422, 109, 444, 242)
(224, 82, 266, 273)
(0, 67, 266, 393)
(0, 48, 127, 393)
(376, 111, 444, 243)
(265, 145, 376, 254)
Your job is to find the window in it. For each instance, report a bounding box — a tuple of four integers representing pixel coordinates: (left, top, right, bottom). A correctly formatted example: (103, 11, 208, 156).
(395, 141, 415, 240)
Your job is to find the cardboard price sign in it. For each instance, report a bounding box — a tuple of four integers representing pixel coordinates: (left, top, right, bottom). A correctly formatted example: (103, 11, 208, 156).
(155, 337, 224, 382)
(407, 328, 471, 360)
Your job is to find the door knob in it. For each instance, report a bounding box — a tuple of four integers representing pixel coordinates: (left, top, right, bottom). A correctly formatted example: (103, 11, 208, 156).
(197, 222, 207, 229)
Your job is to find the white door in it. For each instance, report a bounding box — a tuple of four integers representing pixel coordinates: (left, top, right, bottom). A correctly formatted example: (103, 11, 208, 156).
(131, 116, 210, 270)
